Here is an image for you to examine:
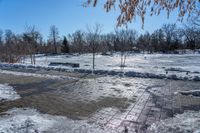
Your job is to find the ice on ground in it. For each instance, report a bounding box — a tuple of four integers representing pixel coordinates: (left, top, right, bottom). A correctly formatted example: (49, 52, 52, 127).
(0, 108, 116, 133)
(0, 84, 20, 102)
(148, 111, 200, 133)
(0, 70, 76, 80)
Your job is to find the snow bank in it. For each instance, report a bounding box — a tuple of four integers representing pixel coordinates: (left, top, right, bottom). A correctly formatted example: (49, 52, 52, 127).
(0, 69, 76, 80)
(0, 84, 20, 102)
(0, 108, 116, 133)
(0, 62, 200, 81)
(175, 90, 200, 97)
(148, 111, 200, 133)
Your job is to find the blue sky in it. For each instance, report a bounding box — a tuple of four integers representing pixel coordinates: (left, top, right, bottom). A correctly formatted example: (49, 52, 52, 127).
(0, 0, 181, 39)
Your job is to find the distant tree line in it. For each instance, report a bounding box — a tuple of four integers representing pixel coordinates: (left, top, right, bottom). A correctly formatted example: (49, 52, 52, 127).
(0, 23, 200, 64)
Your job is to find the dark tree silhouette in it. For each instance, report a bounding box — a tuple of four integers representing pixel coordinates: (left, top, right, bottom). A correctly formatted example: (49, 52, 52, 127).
(49, 25, 59, 54)
(61, 36, 70, 53)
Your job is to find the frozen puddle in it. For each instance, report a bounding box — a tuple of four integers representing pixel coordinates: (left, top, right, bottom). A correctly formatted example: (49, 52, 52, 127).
(148, 111, 200, 133)
(0, 84, 20, 102)
(0, 108, 116, 133)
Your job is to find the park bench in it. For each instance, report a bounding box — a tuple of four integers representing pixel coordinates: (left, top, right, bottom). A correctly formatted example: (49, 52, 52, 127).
(49, 62, 79, 68)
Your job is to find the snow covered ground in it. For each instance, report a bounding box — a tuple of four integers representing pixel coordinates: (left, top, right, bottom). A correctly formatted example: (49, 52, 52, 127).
(0, 84, 20, 102)
(23, 53, 200, 73)
(0, 69, 76, 80)
(148, 111, 200, 133)
(0, 108, 116, 133)
(1, 108, 200, 133)
(19, 53, 200, 80)
(0, 53, 200, 132)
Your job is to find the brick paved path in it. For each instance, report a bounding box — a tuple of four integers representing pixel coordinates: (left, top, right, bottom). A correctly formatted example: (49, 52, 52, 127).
(88, 80, 200, 133)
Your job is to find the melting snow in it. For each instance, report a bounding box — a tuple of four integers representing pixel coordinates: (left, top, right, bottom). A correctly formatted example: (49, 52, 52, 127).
(1, 53, 200, 81)
(0, 84, 20, 102)
(0, 108, 116, 133)
(148, 111, 200, 133)
(0, 70, 76, 80)
(175, 90, 200, 97)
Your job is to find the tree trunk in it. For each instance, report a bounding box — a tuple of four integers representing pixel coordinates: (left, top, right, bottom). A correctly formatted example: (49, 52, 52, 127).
(30, 54, 33, 64)
(53, 38, 57, 54)
(92, 52, 95, 72)
(33, 54, 36, 65)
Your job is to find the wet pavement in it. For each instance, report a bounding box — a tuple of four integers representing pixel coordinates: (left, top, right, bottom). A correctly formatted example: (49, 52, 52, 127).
(0, 69, 200, 132)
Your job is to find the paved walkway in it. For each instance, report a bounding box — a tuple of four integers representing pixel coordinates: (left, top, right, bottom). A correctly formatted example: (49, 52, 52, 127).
(0, 70, 200, 133)
(88, 80, 200, 133)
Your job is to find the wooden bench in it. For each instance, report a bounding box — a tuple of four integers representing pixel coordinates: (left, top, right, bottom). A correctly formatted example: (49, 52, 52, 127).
(49, 62, 79, 68)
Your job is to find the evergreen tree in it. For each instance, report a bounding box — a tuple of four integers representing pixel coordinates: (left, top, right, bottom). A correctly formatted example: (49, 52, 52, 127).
(61, 36, 70, 53)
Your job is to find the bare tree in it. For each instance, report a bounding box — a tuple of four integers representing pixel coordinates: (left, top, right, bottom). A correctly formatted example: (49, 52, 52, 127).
(70, 30, 86, 53)
(161, 24, 177, 52)
(182, 25, 199, 51)
(0, 29, 3, 45)
(49, 25, 59, 54)
(114, 29, 137, 71)
(137, 32, 151, 53)
(86, 24, 102, 72)
(99, 34, 114, 54)
(150, 29, 165, 52)
(0, 29, 3, 61)
(12, 34, 22, 62)
(4, 29, 14, 63)
(105, 33, 116, 52)
(189, 2, 200, 27)
(23, 26, 42, 64)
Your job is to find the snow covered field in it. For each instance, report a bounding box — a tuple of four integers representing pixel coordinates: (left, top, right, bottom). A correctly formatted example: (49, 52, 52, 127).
(0, 53, 199, 81)
(21, 53, 200, 80)
(24, 53, 200, 73)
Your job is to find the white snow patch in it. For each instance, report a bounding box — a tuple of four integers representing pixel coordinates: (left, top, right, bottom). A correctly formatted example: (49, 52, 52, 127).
(174, 90, 200, 97)
(148, 111, 200, 133)
(0, 108, 116, 133)
(0, 70, 76, 80)
(0, 84, 20, 101)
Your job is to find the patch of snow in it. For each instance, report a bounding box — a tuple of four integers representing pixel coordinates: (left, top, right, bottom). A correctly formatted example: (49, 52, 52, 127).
(148, 111, 200, 133)
(0, 108, 116, 133)
(0, 84, 20, 102)
(0, 69, 76, 80)
(175, 90, 200, 97)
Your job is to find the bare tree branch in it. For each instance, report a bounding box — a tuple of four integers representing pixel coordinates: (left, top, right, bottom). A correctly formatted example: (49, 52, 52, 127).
(86, 0, 200, 28)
